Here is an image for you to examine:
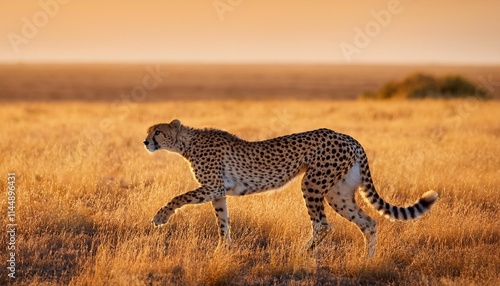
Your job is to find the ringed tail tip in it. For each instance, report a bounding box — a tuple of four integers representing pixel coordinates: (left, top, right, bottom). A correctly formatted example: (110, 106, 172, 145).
(421, 190, 439, 206)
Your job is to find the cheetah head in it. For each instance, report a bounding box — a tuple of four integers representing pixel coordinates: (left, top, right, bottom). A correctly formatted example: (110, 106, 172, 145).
(144, 119, 182, 152)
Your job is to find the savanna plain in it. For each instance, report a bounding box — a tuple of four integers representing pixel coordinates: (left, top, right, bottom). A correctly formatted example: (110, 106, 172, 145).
(0, 65, 499, 285)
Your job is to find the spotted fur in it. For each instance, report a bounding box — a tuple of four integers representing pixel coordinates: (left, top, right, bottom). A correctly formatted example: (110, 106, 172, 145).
(144, 119, 438, 257)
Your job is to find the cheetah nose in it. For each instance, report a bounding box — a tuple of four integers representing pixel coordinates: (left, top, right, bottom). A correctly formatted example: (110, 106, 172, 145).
(143, 140, 149, 145)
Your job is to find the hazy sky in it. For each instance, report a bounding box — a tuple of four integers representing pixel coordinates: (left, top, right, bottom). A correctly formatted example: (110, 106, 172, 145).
(1, 0, 499, 64)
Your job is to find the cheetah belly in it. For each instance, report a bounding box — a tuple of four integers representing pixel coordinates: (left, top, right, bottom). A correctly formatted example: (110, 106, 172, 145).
(223, 175, 248, 196)
(223, 168, 267, 196)
(223, 164, 305, 196)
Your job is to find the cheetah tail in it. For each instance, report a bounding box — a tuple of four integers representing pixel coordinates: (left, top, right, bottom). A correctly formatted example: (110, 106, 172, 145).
(360, 183, 439, 221)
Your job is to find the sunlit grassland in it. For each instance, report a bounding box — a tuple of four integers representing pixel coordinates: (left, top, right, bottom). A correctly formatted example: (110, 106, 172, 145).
(1, 100, 499, 285)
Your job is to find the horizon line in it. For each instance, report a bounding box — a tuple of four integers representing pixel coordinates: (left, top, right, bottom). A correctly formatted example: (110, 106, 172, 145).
(1, 60, 500, 67)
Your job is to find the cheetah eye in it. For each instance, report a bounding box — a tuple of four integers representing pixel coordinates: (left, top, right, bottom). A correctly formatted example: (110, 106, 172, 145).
(154, 131, 160, 136)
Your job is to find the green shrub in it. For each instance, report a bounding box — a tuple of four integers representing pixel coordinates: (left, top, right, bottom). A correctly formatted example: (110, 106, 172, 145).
(360, 73, 490, 99)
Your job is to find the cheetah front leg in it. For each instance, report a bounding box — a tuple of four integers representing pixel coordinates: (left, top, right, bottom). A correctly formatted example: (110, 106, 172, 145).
(152, 186, 225, 226)
(212, 197, 231, 248)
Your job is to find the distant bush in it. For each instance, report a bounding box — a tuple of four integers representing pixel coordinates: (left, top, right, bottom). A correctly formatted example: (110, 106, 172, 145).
(360, 73, 490, 99)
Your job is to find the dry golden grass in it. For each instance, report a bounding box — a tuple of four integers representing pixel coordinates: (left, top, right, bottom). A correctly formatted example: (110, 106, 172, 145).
(1, 99, 499, 285)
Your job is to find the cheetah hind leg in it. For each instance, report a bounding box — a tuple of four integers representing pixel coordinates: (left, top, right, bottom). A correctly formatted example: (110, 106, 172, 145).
(324, 163, 377, 258)
(325, 190, 377, 258)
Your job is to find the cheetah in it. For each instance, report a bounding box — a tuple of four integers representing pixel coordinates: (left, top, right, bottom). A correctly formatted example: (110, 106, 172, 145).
(143, 119, 438, 257)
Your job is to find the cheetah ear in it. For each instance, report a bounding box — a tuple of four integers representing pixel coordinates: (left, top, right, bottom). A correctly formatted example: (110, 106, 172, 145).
(170, 119, 181, 129)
